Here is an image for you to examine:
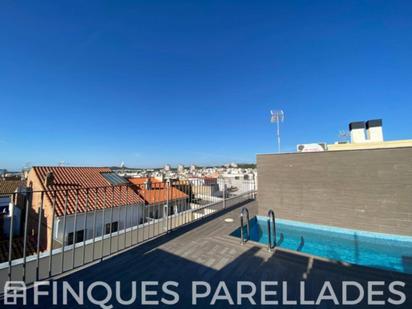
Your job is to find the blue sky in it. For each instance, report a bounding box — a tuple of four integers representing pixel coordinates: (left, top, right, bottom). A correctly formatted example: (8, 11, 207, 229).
(1, 1, 411, 170)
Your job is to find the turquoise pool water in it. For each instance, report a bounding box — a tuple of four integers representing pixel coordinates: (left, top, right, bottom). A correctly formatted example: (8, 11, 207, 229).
(231, 216, 412, 274)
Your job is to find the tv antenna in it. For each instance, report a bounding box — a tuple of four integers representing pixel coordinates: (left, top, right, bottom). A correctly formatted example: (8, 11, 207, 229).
(338, 130, 350, 143)
(270, 110, 284, 153)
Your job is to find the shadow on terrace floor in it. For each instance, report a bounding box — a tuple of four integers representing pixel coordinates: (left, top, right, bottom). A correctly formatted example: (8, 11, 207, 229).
(16, 198, 412, 308)
(19, 247, 412, 308)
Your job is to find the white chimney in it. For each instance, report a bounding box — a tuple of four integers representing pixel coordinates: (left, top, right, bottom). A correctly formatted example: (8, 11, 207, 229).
(44, 172, 54, 187)
(349, 121, 366, 143)
(366, 119, 383, 142)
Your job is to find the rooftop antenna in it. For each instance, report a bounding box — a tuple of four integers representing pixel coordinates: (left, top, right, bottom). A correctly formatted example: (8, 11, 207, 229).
(270, 110, 284, 153)
(338, 130, 350, 143)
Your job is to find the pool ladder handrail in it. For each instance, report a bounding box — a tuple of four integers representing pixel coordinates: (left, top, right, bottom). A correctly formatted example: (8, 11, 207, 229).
(267, 209, 276, 252)
(240, 207, 250, 244)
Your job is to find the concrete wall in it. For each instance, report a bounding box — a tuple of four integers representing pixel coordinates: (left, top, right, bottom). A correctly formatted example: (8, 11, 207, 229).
(257, 147, 412, 236)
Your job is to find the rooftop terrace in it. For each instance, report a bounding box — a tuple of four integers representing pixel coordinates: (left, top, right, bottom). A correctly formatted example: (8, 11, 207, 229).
(18, 200, 412, 308)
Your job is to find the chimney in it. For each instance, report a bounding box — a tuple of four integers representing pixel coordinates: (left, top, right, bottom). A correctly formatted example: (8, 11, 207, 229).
(44, 172, 54, 187)
(366, 119, 383, 142)
(144, 178, 152, 190)
(349, 121, 366, 143)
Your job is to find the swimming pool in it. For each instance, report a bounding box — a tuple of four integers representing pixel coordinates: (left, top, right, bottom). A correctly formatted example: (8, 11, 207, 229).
(231, 216, 412, 274)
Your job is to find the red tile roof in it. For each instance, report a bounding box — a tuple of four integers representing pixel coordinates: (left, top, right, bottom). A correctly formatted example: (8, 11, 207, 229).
(31, 167, 144, 217)
(128, 178, 188, 204)
(0, 180, 23, 196)
(139, 187, 188, 204)
(0, 236, 37, 263)
(128, 177, 164, 187)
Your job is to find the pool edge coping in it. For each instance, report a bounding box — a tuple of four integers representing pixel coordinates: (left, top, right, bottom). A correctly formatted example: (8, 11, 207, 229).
(255, 216, 412, 243)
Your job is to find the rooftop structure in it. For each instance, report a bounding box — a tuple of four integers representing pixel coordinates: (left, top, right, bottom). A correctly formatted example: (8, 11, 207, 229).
(329, 119, 412, 151)
(297, 119, 412, 152)
(258, 146, 412, 236)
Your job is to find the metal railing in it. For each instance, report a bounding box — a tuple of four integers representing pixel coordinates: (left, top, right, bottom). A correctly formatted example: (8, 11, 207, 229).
(267, 209, 276, 252)
(239, 207, 250, 244)
(0, 177, 256, 286)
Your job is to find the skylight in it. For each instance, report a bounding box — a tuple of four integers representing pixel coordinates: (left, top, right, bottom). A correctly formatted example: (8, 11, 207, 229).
(101, 172, 129, 185)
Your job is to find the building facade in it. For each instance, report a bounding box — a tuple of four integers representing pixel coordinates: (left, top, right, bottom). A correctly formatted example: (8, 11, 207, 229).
(26, 166, 145, 250)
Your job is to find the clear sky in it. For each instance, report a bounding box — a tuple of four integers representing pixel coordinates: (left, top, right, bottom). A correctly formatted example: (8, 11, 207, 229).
(1, 1, 411, 170)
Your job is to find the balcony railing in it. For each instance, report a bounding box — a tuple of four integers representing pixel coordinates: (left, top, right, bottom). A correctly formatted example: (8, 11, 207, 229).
(0, 178, 256, 287)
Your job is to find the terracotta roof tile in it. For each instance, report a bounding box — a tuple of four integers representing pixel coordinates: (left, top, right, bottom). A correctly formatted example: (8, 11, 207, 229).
(0, 236, 37, 263)
(31, 167, 144, 217)
(128, 177, 163, 186)
(0, 180, 23, 196)
(128, 178, 188, 204)
(139, 187, 188, 204)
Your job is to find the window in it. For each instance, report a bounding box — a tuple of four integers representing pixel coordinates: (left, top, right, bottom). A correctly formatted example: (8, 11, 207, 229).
(112, 221, 118, 232)
(101, 172, 129, 185)
(67, 230, 85, 245)
(105, 222, 119, 234)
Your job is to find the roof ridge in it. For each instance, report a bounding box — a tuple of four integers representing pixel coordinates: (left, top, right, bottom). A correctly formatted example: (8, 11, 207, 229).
(33, 166, 111, 169)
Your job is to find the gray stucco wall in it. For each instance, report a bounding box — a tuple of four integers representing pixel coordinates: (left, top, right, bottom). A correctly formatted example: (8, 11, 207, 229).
(257, 147, 412, 236)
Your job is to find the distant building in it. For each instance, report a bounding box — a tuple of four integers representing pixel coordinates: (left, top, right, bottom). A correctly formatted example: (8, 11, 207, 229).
(128, 177, 189, 216)
(0, 179, 32, 263)
(0, 180, 22, 212)
(177, 164, 184, 174)
(1, 170, 22, 181)
(164, 164, 171, 171)
(189, 164, 196, 173)
(219, 172, 255, 194)
(188, 177, 220, 199)
(0, 180, 25, 238)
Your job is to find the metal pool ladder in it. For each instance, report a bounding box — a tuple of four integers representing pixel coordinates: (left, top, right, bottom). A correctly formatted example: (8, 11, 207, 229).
(240, 207, 250, 244)
(267, 209, 276, 252)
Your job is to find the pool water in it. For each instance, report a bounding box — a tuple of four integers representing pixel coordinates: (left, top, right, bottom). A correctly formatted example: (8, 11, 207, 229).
(231, 216, 412, 274)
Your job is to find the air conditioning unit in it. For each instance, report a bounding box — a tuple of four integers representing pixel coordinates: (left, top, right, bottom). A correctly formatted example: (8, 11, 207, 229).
(297, 143, 327, 152)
